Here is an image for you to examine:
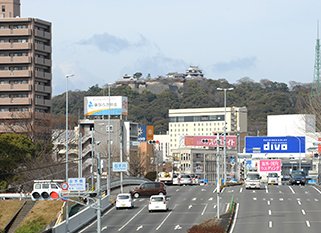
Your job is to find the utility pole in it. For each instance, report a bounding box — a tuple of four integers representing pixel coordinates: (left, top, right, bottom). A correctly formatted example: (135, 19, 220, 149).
(216, 133, 220, 219)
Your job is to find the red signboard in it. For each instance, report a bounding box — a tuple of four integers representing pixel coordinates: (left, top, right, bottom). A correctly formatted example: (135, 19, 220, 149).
(318, 137, 321, 153)
(259, 159, 281, 172)
(184, 135, 237, 148)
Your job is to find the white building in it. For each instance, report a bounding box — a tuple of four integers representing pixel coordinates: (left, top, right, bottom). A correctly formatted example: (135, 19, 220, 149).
(154, 133, 170, 162)
(168, 107, 248, 156)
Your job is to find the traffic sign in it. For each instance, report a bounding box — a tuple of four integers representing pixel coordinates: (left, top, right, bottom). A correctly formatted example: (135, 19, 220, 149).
(61, 182, 69, 191)
(112, 162, 128, 172)
(68, 178, 86, 191)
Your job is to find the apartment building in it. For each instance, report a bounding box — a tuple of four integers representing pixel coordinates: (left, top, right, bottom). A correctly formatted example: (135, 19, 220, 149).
(0, 0, 52, 137)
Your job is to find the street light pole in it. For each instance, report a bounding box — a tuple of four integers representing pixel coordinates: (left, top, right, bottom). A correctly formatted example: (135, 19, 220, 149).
(107, 84, 111, 196)
(65, 74, 74, 233)
(217, 87, 234, 184)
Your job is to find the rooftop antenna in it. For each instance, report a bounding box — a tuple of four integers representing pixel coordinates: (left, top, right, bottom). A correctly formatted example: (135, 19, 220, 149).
(311, 20, 321, 97)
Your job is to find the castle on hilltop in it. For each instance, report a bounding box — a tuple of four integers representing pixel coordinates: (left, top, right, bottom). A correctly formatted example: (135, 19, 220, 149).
(115, 66, 204, 94)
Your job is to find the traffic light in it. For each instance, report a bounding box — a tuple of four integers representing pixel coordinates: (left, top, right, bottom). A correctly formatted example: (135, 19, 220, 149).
(148, 140, 159, 144)
(31, 180, 62, 201)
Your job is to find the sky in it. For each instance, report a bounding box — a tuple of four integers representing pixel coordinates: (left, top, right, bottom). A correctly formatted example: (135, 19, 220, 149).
(22, 0, 321, 96)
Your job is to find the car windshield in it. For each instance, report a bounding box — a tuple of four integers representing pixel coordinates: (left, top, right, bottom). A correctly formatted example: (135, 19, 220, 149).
(118, 195, 130, 200)
(247, 174, 260, 180)
(268, 173, 278, 177)
(151, 196, 164, 202)
(181, 175, 191, 178)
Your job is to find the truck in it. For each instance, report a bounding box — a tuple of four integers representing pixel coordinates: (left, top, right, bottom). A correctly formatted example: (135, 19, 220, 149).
(157, 171, 173, 184)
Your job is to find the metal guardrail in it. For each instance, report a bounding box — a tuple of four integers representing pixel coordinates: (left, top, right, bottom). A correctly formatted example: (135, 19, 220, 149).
(52, 177, 148, 233)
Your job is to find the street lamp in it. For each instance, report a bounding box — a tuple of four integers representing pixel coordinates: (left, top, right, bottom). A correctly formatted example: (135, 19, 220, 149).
(65, 74, 74, 233)
(107, 84, 111, 196)
(292, 136, 302, 171)
(217, 87, 234, 184)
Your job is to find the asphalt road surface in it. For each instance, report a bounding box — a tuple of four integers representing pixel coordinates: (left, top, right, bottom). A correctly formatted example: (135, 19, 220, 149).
(79, 184, 231, 233)
(230, 184, 321, 233)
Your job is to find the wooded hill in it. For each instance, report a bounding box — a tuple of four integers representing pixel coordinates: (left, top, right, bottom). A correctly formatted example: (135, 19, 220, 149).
(52, 77, 312, 136)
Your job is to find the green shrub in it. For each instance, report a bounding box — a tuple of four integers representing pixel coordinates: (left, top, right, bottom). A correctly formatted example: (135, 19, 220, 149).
(15, 217, 46, 233)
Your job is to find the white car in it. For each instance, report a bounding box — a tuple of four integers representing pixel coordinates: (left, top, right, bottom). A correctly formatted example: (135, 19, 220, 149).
(116, 193, 134, 209)
(178, 174, 192, 185)
(172, 174, 180, 185)
(148, 195, 168, 212)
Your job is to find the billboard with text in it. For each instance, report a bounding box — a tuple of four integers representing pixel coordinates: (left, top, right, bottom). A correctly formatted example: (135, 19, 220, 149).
(245, 136, 305, 154)
(184, 135, 237, 148)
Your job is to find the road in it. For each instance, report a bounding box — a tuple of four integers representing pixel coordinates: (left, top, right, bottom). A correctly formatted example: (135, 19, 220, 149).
(79, 184, 232, 233)
(231, 184, 321, 233)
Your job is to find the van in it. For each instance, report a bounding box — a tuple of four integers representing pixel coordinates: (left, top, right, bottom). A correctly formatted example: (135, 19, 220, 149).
(130, 182, 166, 198)
(245, 172, 261, 189)
(267, 172, 280, 185)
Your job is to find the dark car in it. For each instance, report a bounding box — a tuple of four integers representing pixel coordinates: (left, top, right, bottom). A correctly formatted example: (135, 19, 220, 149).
(130, 182, 166, 198)
(289, 170, 306, 185)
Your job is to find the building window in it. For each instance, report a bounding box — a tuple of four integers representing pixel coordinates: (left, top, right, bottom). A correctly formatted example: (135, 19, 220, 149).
(2, 5, 5, 13)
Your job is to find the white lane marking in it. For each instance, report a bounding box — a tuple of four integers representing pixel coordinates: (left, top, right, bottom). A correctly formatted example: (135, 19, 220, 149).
(209, 197, 213, 201)
(213, 188, 217, 193)
(301, 209, 306, 215)
(225, 203, 230, 212)
(188, 205, 193, 209)
(174, 225, 182, 230)
(139, 199, 144, 202)
(265, 185, 268, 193)
(298, 200, 302, 205)
(315, 198, 319, 202)
(213, 204, 217, 209)
(279, 191, 282, 193)
(240, 187, 243, 193)
(118, 205, 146, 231)
(306, 220, 311, 228)
(201, 204, 208, 215)
(228, 190, 234, 193)
(229, 203, 239, 233)
(176, 189, 180, 192)
(305, 191, 308, 194)
(253, 197, 257, 201)
(201, 189, 206, 192)
(288, 186, 295, 194)
(79, 206, 114, 233)
(269, 221, 273, 228)
(263, 198, 266, 201)
(267, 200, 271, 206)
(279, 198, 284, 201)
(156, 211, 172, 231)
(270, 198, 274, 201)
(268, 210, 272, 215)
(136, 225, 143, 231)
(102, 226, 107, 231)
(221, 188, 225, 193)
(313, 186, 321, 195)
(192, 197, 197, 201)
(252, 190, 256, 193)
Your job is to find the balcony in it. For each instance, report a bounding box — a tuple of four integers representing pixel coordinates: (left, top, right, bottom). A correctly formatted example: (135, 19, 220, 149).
(35, 98, 51, 107)
(0, 56, 31, 64)
(35, 43, 51, 53)
(35, 57, 51, 66)
(0, 70, 31, 78)
(0, 111, 31, 119)
(0, 28, 32, 36)
(35, 84, 51, 93)
(0, 97, 31, 105)
(0, 83, 31, 91)
(35, 70, 51, 80)
(34, 29, 51, 40)
(0, 42, 32, 50)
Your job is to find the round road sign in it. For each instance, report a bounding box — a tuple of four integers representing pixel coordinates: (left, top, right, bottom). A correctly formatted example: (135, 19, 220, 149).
(61, 182, 69, 191)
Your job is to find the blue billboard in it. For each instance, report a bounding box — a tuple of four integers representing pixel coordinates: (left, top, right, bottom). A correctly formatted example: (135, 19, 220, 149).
(138, 125, 147, 142)
(245, 136, 305, 153)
